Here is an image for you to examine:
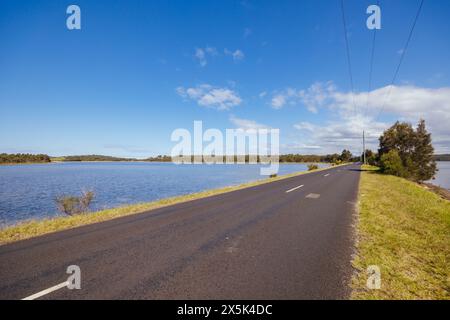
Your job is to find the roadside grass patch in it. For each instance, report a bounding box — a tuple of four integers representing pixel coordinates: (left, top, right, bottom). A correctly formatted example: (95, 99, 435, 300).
(352, 165, 450, 299)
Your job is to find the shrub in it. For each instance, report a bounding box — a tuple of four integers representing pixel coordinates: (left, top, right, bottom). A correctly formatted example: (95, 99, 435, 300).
(378, 120, 436, 182)
(79, 190, 95, 211)
(307, 164, 319, 171)
(379, 150, 407, 178)
(269, 174, 277, 178)
(55, 190, 95, 215)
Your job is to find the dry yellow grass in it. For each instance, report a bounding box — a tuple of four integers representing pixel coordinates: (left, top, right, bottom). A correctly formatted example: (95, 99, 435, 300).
(352, 166, 450, 300)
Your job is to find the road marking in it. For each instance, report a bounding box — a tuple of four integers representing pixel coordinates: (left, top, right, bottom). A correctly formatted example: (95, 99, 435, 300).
(286, 185, 304, 193)
(306, 193, 320, 199)
(324, 174, 330, 177)
(22, 281, 69, 300)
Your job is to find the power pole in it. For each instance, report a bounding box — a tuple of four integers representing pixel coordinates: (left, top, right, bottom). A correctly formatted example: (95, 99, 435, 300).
(362, 130, 366, 165)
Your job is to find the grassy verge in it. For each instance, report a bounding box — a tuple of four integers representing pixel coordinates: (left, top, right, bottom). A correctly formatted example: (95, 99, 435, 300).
(0, 164, 345, 246)
(351, 165, 450, 300)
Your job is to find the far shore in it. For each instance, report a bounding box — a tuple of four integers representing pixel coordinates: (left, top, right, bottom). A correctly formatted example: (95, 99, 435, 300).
(1, 160, 334, 165)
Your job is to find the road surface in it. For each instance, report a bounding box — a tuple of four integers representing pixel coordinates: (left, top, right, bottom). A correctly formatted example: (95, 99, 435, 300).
(0, 164, 361, 299)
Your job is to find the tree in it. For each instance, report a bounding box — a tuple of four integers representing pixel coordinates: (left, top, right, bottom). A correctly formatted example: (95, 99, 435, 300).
(411, 119, 437, 181)
(379, 150, 407, 178)
(0, 153, 51, 164)
(340, 149, 352, 162)
(378, 119, 437, 182)
(379, 121, 416, 161)
(362, 149, 378, 166)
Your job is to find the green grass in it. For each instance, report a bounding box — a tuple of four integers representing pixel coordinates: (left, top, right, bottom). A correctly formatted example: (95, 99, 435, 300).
(0, 164, 344, 246)
(352, 165, 450, 300)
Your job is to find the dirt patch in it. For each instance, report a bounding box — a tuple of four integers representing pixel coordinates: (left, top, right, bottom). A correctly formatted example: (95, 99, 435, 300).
(420, 182, 450, 201)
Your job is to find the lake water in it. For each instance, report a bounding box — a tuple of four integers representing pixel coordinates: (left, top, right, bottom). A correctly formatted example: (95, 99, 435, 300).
(428, 161, 450, 190)
(0, 162, 325, 228)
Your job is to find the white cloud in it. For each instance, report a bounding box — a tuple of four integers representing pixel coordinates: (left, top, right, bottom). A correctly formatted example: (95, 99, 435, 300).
(290, 83, 450, 154)
(293, 114, 387, 154)
(282, 142, 323, 153)
(229, 115, 270, 130)
(271, 94, 287, 109)
(194, 47, 244, 66)
(298, 82, 336, 113)
(224, 49, 245, 62)
(259, 91, 267, 98)
(177, 84, 242, 111)
(269, 82, 335, 112)
(205, 46, 218, 55)
(194, 47, 217, 67)
(194, 48, 206, 67)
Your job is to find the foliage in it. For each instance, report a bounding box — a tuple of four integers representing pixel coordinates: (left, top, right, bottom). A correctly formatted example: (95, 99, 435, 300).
(379, 150, 407, 178)
(378, 119, 437, 182)
(145, 155, 172, 162)
(62, 155, 134, 162)
(307, 164, 319, 171)
(340, 149, 353, 162)
(0, 153, 51, 164)
(412, 120, 437, 182)
(362, 149, 379, 166)
(55, 190, 95, 215)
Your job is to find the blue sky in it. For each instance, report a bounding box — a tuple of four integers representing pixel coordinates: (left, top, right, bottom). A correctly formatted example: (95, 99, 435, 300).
(1, 0, 450, 157)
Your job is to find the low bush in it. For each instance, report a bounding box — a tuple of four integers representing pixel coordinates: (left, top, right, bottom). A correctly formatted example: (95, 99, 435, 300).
(307, 164, 319, 171)
(55, 190, 95, 215)
(379, 150, 408, 178)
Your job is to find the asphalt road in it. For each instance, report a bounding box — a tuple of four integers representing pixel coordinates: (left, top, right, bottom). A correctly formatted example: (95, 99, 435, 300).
(0, 164, 361, 300)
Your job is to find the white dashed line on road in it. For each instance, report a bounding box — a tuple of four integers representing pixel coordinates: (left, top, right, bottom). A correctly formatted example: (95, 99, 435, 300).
(286, 185, 304, 193)
(22, 281, 69, 300)
(324, 174, 330, 177)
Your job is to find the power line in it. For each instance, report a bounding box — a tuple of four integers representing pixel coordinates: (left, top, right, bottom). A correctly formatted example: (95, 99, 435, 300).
(364, 0, 380, 120)
(375, 0, 425, 122)
(362, 1, 380, 164)
(340, 0, 357, 118)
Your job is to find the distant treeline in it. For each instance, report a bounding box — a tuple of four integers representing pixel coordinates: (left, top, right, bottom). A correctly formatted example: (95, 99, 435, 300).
(145, 155, 172, 162)
(280, 153, 352, 163)
(1, 152, 360, 164)
(146, 151, 355, 163)
(59, 155, 136, 162)
(0, 153, 51, 164)
(433, 154, 450, 161)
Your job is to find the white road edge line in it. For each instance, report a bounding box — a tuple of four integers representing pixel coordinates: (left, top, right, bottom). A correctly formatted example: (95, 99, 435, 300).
(22, 281, 69, 300)
(324, 174, 330, 177)
(286, 185, 304, 193)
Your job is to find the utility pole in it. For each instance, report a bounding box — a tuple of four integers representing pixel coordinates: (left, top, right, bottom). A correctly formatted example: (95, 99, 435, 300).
(362, 130, 366, 165)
